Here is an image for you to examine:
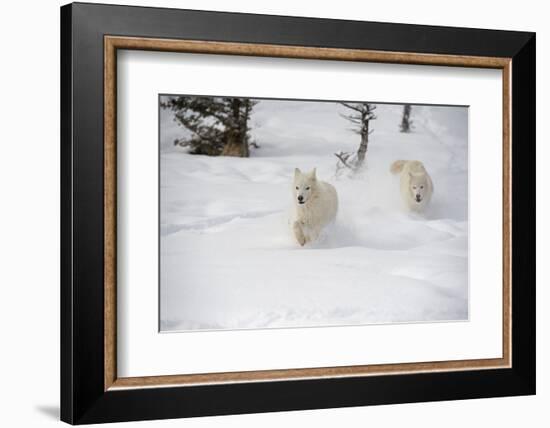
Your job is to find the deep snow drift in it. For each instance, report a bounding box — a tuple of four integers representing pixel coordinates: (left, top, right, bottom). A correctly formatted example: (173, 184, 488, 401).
(159, 100, 469, 331)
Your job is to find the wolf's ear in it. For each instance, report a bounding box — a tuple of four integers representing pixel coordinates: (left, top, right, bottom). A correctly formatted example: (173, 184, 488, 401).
(310, 168, 317, 180)
(294, 168, 302, 178)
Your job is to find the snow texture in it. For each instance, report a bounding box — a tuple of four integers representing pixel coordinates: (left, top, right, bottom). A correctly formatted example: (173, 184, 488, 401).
(159, 98, 469, 332)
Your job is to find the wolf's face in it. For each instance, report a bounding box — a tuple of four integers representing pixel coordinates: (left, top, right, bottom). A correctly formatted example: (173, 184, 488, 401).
(293, 168, 317, 205)
(409, 172, 429, 203)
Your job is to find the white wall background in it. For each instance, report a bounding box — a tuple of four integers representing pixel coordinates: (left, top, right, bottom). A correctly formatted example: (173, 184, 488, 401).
(0, 0, 545, 426)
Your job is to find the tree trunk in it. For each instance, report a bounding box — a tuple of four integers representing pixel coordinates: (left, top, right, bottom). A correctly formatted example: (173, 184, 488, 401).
(221, 130, 241, 156)
(221, 99, 250, 157)
(400, 104, 412, 132)
(241, 103, 250, 157)
(356, 119, 369, 167)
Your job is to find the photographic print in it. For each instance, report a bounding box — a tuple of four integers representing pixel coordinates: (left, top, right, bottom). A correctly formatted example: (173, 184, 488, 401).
(159, 95, 469, 332)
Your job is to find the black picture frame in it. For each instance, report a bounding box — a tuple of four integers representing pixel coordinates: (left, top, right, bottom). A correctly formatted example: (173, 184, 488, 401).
(61, 2, 535, 424)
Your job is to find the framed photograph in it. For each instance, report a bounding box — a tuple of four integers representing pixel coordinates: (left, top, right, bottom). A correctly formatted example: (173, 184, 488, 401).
(61, 2, 536, 424)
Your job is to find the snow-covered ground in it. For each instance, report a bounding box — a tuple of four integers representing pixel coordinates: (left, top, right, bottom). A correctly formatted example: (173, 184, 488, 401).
(159, 99, 469, 332)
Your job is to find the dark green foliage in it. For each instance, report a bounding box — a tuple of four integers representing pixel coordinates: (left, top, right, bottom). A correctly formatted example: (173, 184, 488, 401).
(161, 96, 257, 157)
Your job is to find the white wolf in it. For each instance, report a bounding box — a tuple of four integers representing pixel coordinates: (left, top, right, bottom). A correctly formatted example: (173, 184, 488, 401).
(291, 168, 338, 246)
(390, 160, 434, 212)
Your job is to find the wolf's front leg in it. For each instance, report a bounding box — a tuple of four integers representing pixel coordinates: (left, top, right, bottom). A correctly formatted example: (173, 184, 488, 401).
(307, 226, 321, 243)
(293, 221, 307, 246)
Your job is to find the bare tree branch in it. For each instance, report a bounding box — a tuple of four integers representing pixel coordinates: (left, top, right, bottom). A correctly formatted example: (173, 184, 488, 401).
(340, 102, 365, 113)
(335, 102, 378, 175)
(334, 151, 354, 170)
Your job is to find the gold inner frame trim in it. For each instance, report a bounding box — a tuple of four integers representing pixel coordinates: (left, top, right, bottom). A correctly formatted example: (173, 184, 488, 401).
(104, 35, 512, 391)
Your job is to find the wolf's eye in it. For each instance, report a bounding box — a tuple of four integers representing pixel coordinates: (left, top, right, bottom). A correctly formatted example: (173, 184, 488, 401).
(420, 186, 424, 189)
(306, 187, 310, 190)
(412, 186, 417, 189)
(295, 186, 299, 190)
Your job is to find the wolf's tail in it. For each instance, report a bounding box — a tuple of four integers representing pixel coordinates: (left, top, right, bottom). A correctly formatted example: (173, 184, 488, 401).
(390, 160, 408, 174)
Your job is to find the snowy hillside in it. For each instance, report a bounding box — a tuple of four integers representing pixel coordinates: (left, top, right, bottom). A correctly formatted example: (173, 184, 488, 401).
(159, 100, 469, 332)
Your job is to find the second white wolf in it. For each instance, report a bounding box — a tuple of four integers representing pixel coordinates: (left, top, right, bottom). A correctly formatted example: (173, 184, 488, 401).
(291, 168, 338, 246)
(390, 160, 434, 212)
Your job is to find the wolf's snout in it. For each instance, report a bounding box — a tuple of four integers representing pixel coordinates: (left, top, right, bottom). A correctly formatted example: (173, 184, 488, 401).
(415, 194, 422, 202)
(297, 195, 304, 203)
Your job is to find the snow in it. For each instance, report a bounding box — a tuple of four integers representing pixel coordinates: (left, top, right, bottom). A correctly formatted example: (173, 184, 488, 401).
(159, 99, 469, 332)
